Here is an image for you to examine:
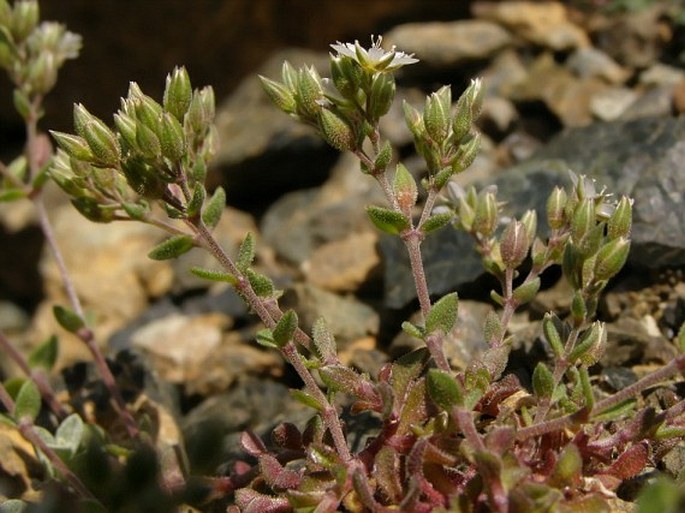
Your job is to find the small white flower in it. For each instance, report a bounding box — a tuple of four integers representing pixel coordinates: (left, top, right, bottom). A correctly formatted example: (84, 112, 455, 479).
(330, 35, 418, 73)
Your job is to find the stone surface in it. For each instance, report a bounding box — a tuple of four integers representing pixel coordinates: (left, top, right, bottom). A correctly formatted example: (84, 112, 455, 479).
(382, 116, 685, 307)
(32, 205, 175, 366)
(590, 87, 640, 121)
(384, 20, 512, 68)
(282, 283, 380, 348)
(261, 153, 384, 265)
(510, 53, 608, 127)
(213, 49, 337, 212)
(567, 47, 630, 85)
(303, 231, 381, 293)
(472, 1, 590, 50)
(130, 313, 229, 384)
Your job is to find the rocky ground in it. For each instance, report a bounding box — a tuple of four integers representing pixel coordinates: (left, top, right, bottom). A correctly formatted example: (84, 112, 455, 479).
(1, 1, 685, 508)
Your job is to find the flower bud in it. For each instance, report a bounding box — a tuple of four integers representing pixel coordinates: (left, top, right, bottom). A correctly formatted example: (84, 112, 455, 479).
(594, 237, 630, 281)
(317, 108, 355, 151)
(27, 50, 57, 94)
(295, 66, 323, 120)
(393, 163, 417, 215)
(473, 191, 498, 237)
(82, 117, 121, 167)
(607, 196, 632, 240)
(402, 100, 425, 142)
(163, 66, 192, 121)
(500, 220, 529, 268)
(452, 92, 473, 143)
(546, 186, 567, 230)
(73, 103, 92, 139)
(571, 198, 595, 242)
(329, 55, 361, 99)
(135, 94, 164, 133)
(50, 131, 94, 162)
(280, 60, 298, 91)
(199, 86, 215, 124)
(135, 122, 161, 159)
(423, 86, 450, 143)
(114, 112, 138, 152)
(451, 133, 480, 174)
(159, 112, 186, 162)
(259, 75, 296, 114)
(368, 72, 395, 121)
(520, 210, 537, 244)
(11, 0, 39, 42)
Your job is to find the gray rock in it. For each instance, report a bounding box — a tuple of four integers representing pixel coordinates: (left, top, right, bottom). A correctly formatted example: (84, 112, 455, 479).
(261, 153, 384, 265)
(590, 87, 639, 121)
(282, 283, 380, 349)
(382, 116, 685, 308)
(213, 49, 337, 211)
(384, 20, 512, 68)
(566, 47, 630, 85)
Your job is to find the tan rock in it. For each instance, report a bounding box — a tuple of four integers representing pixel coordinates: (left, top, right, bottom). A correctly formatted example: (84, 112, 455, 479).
(473, 1, 590, 50)
(303, 231, 381, 293)
(384, 20, 512, 67)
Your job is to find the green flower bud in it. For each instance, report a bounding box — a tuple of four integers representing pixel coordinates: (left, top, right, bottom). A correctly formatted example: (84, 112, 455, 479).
(26, 50, 57, 94)
(424, 86, 450, 143)
(532, 362, 555, 399)
(452, 92, 473, 143)
(402, 99, 421, 132)
(73, 103, 93, 139)
(512, 277, 541, 305)
(607, 196, 632, 240)
(159, 112, 185, 162)
(368, 72, 395, 122)
(500, 220, 529, 268)
(330, 55, 361, 99)
(135, 94, 163, 133)
(451, 133, 480, 174)
(186, 90, 205, 136)
(473, 191, 498, 237)
(571, 198, 595, 242)
(50, 131, 94, 161)
(163, 66, 192, 121)
(280, 60, 297, 91)
(520, 210, 537, 244)
(570, 290, 587, 326)
(393, 163, 417, 215)
(547, 186, 567, 230)
(135, 122, 161, 159)
(199, 86, 215, 124)
(259, 75, 296, 114)
(82, 116, 121, 167)
(295, 66, 323, 120)
(114, 112, 138, 152)
(317, 108, 355, 152)
(11, 0, 39, 42)
(594, 237, 630, 281)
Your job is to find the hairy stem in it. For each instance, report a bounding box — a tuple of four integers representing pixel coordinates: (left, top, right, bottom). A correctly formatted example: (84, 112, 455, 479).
(0, 329, 67, 419)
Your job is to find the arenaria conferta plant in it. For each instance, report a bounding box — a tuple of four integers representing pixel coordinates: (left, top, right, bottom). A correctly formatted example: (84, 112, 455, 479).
(1, 2, 685, 511)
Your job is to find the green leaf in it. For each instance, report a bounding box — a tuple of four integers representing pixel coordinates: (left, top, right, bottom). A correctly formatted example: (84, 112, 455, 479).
(237, 232, 256, 270)
(421, 212, 452, 234)
(401, 321, 424, 340)
(593, 398, 636, 422)
(425, 292, 459, 335)
(272, 310, 298, 348)
(14, 380, 41, 422)
(0, 188, 26, 202)
(290, 390, 324, 412)
(427, 369, 463, 410)
(55, 413, 84, 457)
(27, 335, 58, 371)
(390, 347, 429, 406)
(532, 362, 555, 400)
(512, 277, 540, 305)
(312, 317, 336, 362)
(186, 182, 206, 218)
(365, 205, 409, 235)
(53, 305, 84, 333)
(542, 313, 565, 358)
(201, 186, 225, 228)
(189, 266, 237, 285)
(255, 328, 278, 349)
(245, 268, 274, 297)
(319, 365, 362, 394)
(147, 235, 194, 260)
(636, 477, 681, 513)
(677, 322, 685, 354)
(483, 311, 503, 345)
